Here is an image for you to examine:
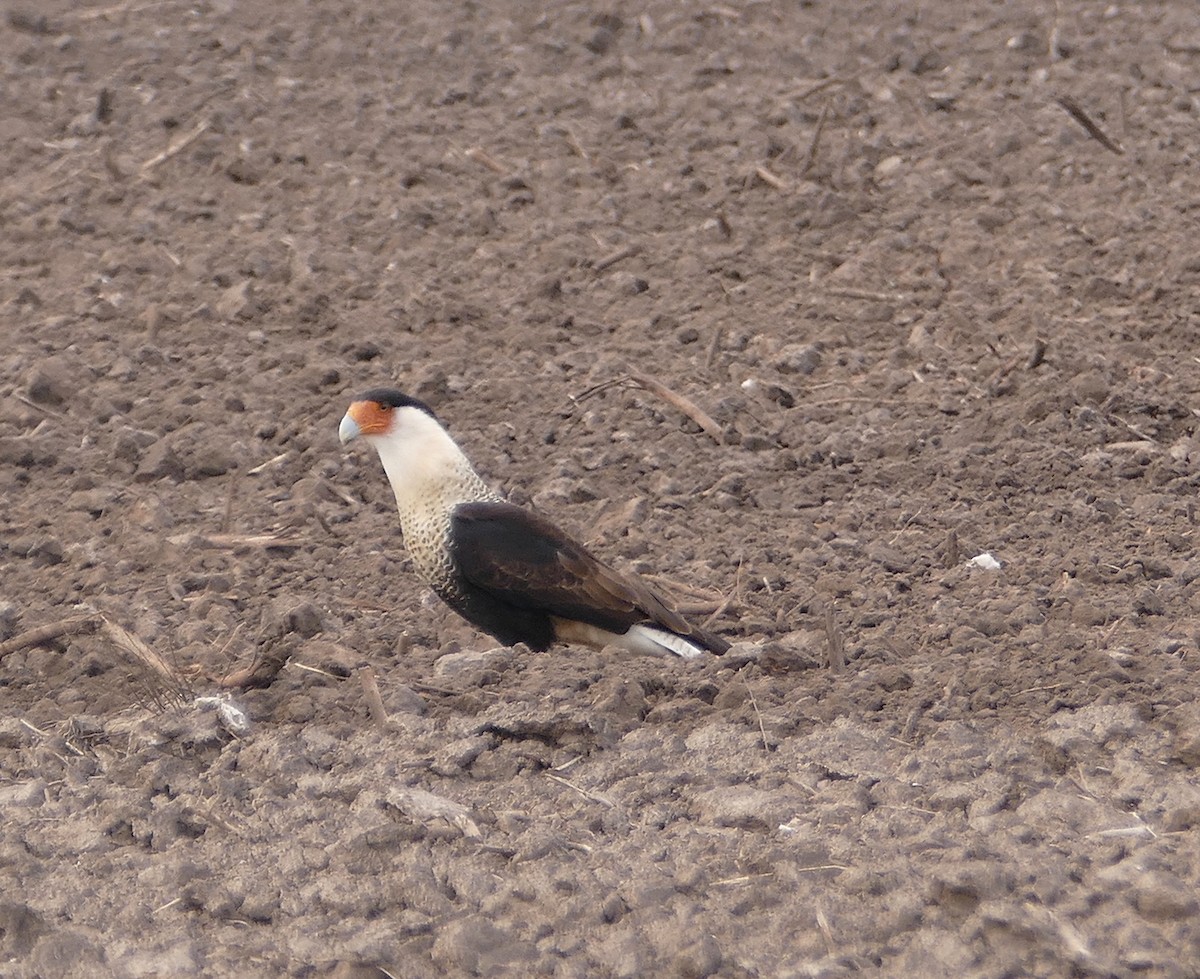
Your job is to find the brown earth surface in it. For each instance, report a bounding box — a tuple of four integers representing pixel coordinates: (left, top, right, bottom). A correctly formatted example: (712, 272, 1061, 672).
(4, 0, 1200, 976)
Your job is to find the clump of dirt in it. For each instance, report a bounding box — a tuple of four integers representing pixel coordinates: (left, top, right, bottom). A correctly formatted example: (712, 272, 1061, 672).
(3, 0, 1200, 976)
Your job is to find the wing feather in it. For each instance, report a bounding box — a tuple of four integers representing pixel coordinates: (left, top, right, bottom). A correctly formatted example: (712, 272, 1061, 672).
(449, 501, 702, 640)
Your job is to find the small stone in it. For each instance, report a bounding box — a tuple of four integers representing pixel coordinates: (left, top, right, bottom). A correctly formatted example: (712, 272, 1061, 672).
(25, 358, 75, 406)
(29, 929, 108, 976)
(600, 892, 627, 924)
(185, 439, 237, 478)
(590, 678, 648, 731)
(432, 736, 491, 775)
(611, 271, 649, 295)
(814, 572, 855, 597)
(712, 684, 748, 710)
(0, 718, 35, 749)
(90, 298, 119, 321)
(434, 647, 513, 677)
(112, 426, 157, 464)
(874, 155, 905, 180)
(739, 434, 774, 452)
(296, 639, 358, 677)
(239, 884, 280, 923)
(217, 281, 259, 320)
(774, 343, 822, 376)
(135, 440, 185, 483)
(1071, 371, 1109, 405)
(1071, 602, 1108, 627)
(264, 598, 323, 639)
(584, 17, 621, 55)
(1133, 587, 1165, 616)
(351, 341, 382, 362)
(0, 438, 49, 468)
(1007, 30, 1038, 51)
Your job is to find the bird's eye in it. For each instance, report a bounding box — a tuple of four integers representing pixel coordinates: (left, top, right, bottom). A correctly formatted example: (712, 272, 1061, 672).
(377, 403, 392, 412)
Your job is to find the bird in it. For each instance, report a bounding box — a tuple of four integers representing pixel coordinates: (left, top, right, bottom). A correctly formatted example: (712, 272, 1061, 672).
(338, 387, 730, 659)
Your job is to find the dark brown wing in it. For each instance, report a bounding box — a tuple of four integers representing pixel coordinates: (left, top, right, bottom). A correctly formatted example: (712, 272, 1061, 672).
(449, 501, 716, 645)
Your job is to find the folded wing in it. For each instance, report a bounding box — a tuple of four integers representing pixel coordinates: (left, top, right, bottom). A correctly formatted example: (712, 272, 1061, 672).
(449, 501, 726, 652)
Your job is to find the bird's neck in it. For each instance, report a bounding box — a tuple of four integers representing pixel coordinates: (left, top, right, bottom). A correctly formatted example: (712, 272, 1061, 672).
(371, 425, 500, 523)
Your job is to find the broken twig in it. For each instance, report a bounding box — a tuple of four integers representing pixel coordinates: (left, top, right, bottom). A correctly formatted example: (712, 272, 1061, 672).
(1055, 96, 1123, 155)
(753, 165, 788, 191)
(800, 102, 830, 179)
(593, 244, 640, 273)
(626, 369, 724, 443)
(545, 772, 616, 808)
(464, 146, 509, 174)
(141, 118, 211, 172)
(0, 615, 100, 661)
(357, 666, 390, 728)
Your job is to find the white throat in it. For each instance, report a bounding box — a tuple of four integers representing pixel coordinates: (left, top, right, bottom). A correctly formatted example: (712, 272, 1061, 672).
(367, 409, 498, 521)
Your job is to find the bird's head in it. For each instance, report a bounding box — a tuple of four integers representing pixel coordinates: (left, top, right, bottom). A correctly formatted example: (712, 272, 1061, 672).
(338, 388, 439, 445)
(339, 388, 482, 506)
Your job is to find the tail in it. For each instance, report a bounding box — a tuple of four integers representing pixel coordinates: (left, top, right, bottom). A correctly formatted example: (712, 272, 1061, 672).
(626, 624, 729, 660)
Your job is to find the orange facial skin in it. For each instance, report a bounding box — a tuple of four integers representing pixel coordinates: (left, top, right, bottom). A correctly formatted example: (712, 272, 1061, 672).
(345, 399, 395, 437)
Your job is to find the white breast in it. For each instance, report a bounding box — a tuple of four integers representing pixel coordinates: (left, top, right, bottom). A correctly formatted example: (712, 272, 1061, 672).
(366, 408, 501, 587)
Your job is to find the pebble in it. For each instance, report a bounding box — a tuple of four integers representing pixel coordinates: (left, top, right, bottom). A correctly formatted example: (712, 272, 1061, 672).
(590, 677, 648, 728)
(111, 426, 157, 465)
(773, 342, 823, 376)
(434, 646, 514, 677)
(185, 440, 237, 478)
(1163, 803, 1200, 832)
(134, 440, 185, 483)
(1071, 371, 1110, 405)
(431, 736, 492, 775)
(611, 271, 649, 295)
(874, 155, 905, 180)
(388, 684, 427, 716)
(1071, 601, 1108, 627)
(216, 280, 261, 320)
(264, 597, 324, 639)
(24, 358, 75, 406)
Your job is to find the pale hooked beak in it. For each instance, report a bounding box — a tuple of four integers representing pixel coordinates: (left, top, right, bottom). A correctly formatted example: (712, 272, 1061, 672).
(338, 413, 361, 444)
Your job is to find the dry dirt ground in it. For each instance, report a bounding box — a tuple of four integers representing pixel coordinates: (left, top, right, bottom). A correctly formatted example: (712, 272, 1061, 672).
(3, 0, 1200, 976)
